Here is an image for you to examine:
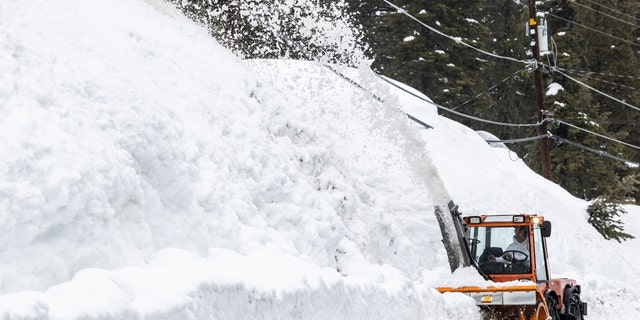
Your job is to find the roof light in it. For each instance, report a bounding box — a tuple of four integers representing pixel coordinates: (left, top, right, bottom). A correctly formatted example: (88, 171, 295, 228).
(513, 215, 525, 223)
(468, 216, 481, 224)
(532, 216, 541, 224)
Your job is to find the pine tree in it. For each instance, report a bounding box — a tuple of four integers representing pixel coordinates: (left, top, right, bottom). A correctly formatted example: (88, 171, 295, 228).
(587, 198, 635, 242)
(168, 0, 367, 64)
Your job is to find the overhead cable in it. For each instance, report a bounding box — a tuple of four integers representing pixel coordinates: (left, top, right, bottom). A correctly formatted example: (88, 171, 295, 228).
(485, 133, 551, 144)
(553, 68, 640, 112)
(556, 68, 640, 92)
(382, 0, 530, 65)
(570, 1, 640, 29)
(322, 64, 433, 129)
(555, 67, 640, 81)
(552, 120, 640, 151)
(551, 135, 639, 167)
(435, 102, 542, 127)
(580, 75, 640, 92)
(547, 13, 640, 49)
(453, 69, 524, 111)
(374, 74, 543, 128)
(576, 0, 638, 22)
(323, 64, 384, 103)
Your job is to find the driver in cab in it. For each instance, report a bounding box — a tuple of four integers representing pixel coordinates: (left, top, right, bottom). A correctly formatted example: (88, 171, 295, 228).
(489, 226, 529, 262)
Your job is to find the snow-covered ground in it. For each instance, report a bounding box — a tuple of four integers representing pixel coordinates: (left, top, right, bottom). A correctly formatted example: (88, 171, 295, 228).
(0, 0, 638, 318)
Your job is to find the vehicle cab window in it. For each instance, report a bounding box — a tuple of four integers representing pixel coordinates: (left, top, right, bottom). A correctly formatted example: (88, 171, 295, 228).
(533, 226, 548, 282)
(468, 226, 532, 274)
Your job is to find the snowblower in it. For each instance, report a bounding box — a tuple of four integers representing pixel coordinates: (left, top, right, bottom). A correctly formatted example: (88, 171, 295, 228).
(436, 203, 587, 320)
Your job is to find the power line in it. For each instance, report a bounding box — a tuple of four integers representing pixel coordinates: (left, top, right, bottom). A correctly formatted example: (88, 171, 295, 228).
(552, 120, 640, 151)
(485, 133, 551, 144)
(374, 73, 543, 128)
(551, 135, 639, 167)
(576, 0, 639, 23)
(436, 103, 542, 127)
(381, 0, 531, 66)
(323, 64, 384, 103)
(553, 68, 640, 112)
(556, 67, 640, 81)
(574, 74, 640, 92)
(571, 1, 640, 29)
(547, 13, 640, 49)
(322, 64, 434, 129)
(452, 69, 525, 111)
(556, 68, 640, 91)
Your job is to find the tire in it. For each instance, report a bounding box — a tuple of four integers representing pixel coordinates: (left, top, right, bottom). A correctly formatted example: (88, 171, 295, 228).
(546, 296, 560, 320)
(535, 302, 549, 320)
(564, 293, 583, 320)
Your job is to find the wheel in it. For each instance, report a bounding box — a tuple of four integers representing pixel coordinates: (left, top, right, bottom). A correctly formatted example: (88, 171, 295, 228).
(546, 296, 560, 320)
(563, 293, 583, 320)
(527, 302, 548, 320)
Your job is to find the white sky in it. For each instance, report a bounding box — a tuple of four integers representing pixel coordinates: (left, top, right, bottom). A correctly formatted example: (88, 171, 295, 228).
(1, 0, 639, 319)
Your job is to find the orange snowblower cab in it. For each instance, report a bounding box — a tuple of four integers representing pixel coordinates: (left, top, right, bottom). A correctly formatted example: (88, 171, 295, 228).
(437, 214, 588, 320)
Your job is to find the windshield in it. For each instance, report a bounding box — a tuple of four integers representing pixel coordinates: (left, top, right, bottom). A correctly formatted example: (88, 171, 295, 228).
(468, 226, 532, 274)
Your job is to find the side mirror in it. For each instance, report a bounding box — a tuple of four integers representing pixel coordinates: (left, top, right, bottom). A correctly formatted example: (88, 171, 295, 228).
(541, 220, 552, 237)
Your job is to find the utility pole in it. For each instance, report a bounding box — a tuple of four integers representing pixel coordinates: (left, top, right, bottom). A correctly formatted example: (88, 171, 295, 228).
(528, 0, 553, 180)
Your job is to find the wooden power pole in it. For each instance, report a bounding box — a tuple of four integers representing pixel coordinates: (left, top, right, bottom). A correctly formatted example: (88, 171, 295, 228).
(528, 0, 553, 180)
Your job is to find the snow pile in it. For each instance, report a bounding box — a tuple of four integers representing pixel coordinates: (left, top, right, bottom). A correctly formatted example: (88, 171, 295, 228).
(0, 0, 639, 319)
